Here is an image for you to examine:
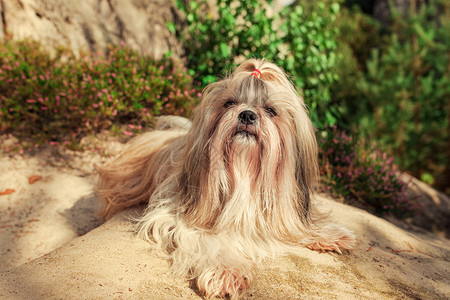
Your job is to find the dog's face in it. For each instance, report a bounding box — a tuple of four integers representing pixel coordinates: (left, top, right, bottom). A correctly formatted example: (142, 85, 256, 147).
(179, 59, 319, 231)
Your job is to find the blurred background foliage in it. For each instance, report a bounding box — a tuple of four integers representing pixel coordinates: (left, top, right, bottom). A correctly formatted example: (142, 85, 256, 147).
(0, 0, 448, 213)
(333, 0, 449, 194)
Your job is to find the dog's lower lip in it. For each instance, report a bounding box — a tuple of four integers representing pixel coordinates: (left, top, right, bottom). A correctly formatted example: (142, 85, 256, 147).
(234, 130, 257, 139)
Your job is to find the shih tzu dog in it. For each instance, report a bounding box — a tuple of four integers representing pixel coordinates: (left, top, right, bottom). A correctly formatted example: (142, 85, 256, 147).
(96, 59, 355, 299)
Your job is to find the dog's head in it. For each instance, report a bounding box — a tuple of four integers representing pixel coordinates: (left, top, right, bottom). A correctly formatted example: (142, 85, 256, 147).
(179, 59, 319, 230)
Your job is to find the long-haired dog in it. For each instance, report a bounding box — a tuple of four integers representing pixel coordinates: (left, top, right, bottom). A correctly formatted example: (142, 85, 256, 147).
(96, 59, 355, 299)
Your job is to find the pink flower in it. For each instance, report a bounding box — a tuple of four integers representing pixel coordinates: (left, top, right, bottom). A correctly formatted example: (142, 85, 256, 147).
(41, 106, 48, 110)
(123, 131, 133, 136)
(112, 109, 117, 116)
(26, 99, 36, 103)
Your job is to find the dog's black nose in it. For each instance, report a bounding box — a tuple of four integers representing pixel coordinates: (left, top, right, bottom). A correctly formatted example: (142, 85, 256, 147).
(238, 110, 257, 125)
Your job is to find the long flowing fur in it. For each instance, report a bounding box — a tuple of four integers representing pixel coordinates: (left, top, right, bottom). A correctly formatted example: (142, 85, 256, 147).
(96, 59, 355, 299)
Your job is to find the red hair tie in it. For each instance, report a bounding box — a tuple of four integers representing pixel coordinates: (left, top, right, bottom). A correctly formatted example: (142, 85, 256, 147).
(251, 68, 262, 78)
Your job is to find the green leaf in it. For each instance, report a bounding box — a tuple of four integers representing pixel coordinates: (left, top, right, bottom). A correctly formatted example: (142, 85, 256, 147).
(166, 22, 176, 34)
(219, 43, 231, 58)
(202, 75, 217, 85)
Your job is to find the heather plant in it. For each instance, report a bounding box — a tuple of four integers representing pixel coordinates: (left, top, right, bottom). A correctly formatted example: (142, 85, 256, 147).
(319, 126, 420, 219)
(0, 39, 198, 145)
(173, 0, 341, 127)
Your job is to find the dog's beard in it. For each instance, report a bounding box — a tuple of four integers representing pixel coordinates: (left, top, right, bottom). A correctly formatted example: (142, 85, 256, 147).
(210, 112, 257, 186)
(197, 107, 300, 235)
(223, 116, 261, 181)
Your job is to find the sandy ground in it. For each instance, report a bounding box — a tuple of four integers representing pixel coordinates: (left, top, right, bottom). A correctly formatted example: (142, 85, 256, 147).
(0, 133, 449, 299)
(0, 133, 124, 271)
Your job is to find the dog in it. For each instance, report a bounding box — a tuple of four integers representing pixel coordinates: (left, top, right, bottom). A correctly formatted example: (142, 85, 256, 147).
(96, 59, 355, 299)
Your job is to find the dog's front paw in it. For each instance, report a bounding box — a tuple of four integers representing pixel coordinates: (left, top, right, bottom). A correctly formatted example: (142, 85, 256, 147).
(305, 225, 356, 254)
(197, 266, 252, 299)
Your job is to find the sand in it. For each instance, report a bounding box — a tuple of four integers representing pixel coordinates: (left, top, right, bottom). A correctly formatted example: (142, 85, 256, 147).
(0, 133, 449, 299)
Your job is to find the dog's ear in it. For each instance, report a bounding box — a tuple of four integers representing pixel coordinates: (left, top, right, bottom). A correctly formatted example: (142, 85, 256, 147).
(178, 142, 217, 228)
(292, 107, 319, 221)
(177, 80, 230, 229)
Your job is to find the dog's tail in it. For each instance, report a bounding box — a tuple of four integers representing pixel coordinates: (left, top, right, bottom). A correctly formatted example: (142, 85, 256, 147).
(96, 130, 184, 219)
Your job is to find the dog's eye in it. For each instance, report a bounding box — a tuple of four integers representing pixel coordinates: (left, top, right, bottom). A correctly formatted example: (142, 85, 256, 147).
(224, 100, 236, 108)
(265, 107, 277, 117)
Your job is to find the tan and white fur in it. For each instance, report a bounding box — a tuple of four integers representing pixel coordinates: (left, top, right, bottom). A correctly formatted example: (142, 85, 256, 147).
(96, 59, 355, 299)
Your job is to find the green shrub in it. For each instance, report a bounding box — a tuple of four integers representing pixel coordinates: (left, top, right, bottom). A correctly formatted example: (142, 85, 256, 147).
(331, 1, 450, 193)
(330, 6, 381, 130)
(355, 0, 450, 193)
(174, 0, 341, 127)
(319, 126, 420, 219)
(0, 38, 198, 145)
